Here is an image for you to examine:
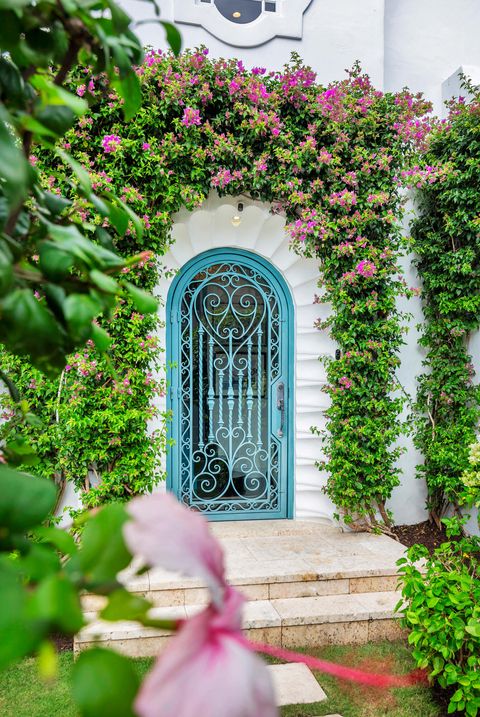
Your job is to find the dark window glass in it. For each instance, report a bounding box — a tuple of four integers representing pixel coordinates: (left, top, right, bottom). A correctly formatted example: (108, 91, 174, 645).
(214, 0, 263, 24)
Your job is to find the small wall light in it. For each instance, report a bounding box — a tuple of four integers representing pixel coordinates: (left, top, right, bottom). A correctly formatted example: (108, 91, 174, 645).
(231, 201, 244, 227)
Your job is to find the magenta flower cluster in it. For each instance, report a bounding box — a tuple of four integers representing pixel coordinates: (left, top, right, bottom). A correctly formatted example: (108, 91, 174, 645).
(356, 259, 377, 278)
(101, 134, 122, 153)
(181, 107, 202, 127)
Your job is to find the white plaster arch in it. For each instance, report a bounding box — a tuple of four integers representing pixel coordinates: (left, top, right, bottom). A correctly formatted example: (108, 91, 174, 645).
(155, 191, 337, 524)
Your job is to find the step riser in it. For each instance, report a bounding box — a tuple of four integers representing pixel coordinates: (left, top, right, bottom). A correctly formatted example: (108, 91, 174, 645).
(82, 575, 398, 612)
(74, 619, 406, 657)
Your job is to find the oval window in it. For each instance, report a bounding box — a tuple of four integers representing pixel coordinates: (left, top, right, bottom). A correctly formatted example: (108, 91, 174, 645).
(214, 0, 263, 24)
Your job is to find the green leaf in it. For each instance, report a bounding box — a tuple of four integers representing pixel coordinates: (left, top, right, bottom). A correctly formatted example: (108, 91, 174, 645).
(35, 525, 77, 557)
(0, 105, 29, 209)
(105, 201, 129, 235)
(28, 574, 84, 633)
(56, 149, 92, 195)
(41, 191, 71, 217)
(45, 221, 124, 270)
(90, 269, 119, 294)
(39, 242, 75, 280)
(91, 322, 112, 352)
(112, 70, 142, 122)
(161, 21, 182, 55)
(0, 559, 42, 670)
(0, 288, 66, 370)
(63, 294, 102, 343)
(72, 648, 139, 717)
(4, 437, 40, 466)
(0, 243, 13, 295)
(0, 56, 24, 105)
(35, 104, 76, 136)
(30, 74, 87, 116)
(20, 544, 61, 582)
(0, 10, 21, 50)
(0, 0, 30, 8)
(100, 588, 151, 622)
(465, 620, 480, 638)
(37, 640, 58, 681)
(105, 0, 131, 33)
(25, 412, 43, 429)
(124, 282, 158, 314)
(0, 464, 57, 535)
(103, 191, 143, 240)
(76, 504, 132, 589)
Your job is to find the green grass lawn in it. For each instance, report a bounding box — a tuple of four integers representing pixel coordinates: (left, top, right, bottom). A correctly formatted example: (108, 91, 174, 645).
(0, 641, 445, 717)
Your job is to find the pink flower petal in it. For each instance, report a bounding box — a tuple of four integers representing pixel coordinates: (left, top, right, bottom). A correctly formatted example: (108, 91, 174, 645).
(135, 588, 277, 717)
(124, 494, 225, 604)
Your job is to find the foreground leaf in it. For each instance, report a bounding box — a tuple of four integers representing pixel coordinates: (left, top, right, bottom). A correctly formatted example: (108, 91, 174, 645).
(72, 648, 140, 717)
(0, 464, 57, 537)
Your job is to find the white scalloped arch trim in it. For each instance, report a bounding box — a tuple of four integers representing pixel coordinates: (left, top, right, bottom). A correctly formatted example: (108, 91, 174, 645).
(155, 192, 337, 523)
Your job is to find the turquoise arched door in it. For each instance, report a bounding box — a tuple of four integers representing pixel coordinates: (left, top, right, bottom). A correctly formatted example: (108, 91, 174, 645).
(167, 249, 294, 520)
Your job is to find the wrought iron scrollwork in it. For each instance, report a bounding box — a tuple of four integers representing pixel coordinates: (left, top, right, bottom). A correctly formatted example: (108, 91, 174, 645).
(178, 261, 281, 514)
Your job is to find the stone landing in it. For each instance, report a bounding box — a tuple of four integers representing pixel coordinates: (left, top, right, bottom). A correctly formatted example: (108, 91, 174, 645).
(76, 520, 408, 655)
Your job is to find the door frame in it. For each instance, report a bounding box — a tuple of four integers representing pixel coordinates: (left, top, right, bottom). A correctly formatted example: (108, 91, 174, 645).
(166, 247, 295, 520)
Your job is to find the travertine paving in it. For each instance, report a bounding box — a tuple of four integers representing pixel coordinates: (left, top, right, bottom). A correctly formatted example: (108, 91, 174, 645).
(146, 519, 407, 591)
(267, 663, 327, 706)
(77, 520, 408, 655)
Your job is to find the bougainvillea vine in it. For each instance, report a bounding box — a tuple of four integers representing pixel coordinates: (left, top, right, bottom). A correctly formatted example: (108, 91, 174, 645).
(410, 85, 480, 521)
(1, 50, 431, 526)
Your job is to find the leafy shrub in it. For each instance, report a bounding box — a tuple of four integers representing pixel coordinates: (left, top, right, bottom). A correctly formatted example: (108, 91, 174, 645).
(458, 442, 480, 524)
(397, 524, 480, 715)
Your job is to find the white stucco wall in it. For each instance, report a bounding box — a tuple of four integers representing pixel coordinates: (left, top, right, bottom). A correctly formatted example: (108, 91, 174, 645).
(121, 0, 386, 87)
(384, 0, 480, 115)
(387, 203, 428, 525)
(124, 0, 480, 111)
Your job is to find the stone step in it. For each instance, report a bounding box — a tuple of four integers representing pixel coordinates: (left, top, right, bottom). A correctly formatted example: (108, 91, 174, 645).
(75, 591, 406, 657)
(82, 569, 399, 613)
(268, 663, 327, 706)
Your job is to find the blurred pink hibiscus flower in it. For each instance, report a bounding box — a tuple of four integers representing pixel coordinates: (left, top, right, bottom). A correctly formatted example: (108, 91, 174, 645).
(123, 493, 277, 717)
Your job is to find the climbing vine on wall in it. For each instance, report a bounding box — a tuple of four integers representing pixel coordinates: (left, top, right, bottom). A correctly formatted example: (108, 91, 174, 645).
(1, 50, 431, 526)
(411, 85, 480, 520)
(0, 281, 168, 508)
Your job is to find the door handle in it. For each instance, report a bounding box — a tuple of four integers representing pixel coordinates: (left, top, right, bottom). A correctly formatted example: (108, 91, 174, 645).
(276, 382, 285, 438)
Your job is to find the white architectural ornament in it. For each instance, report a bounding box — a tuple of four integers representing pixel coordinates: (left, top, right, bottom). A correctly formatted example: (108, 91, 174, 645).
(174, 0, 313, 48)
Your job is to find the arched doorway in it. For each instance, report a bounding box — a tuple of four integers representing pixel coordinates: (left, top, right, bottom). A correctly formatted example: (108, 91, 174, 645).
(167, 248, 294, 520)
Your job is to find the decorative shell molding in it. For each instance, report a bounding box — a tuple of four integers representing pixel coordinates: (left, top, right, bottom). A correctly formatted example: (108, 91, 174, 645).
(174, 0, 313, 48)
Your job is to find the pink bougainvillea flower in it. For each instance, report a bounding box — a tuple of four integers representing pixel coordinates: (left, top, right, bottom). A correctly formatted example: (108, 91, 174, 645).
(124, 494, 277, 717)
(134, 586, 277, 717)
(181, 106, 202, 127)
(356, 259, 377, 277)
(101, 134, 122, 153)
